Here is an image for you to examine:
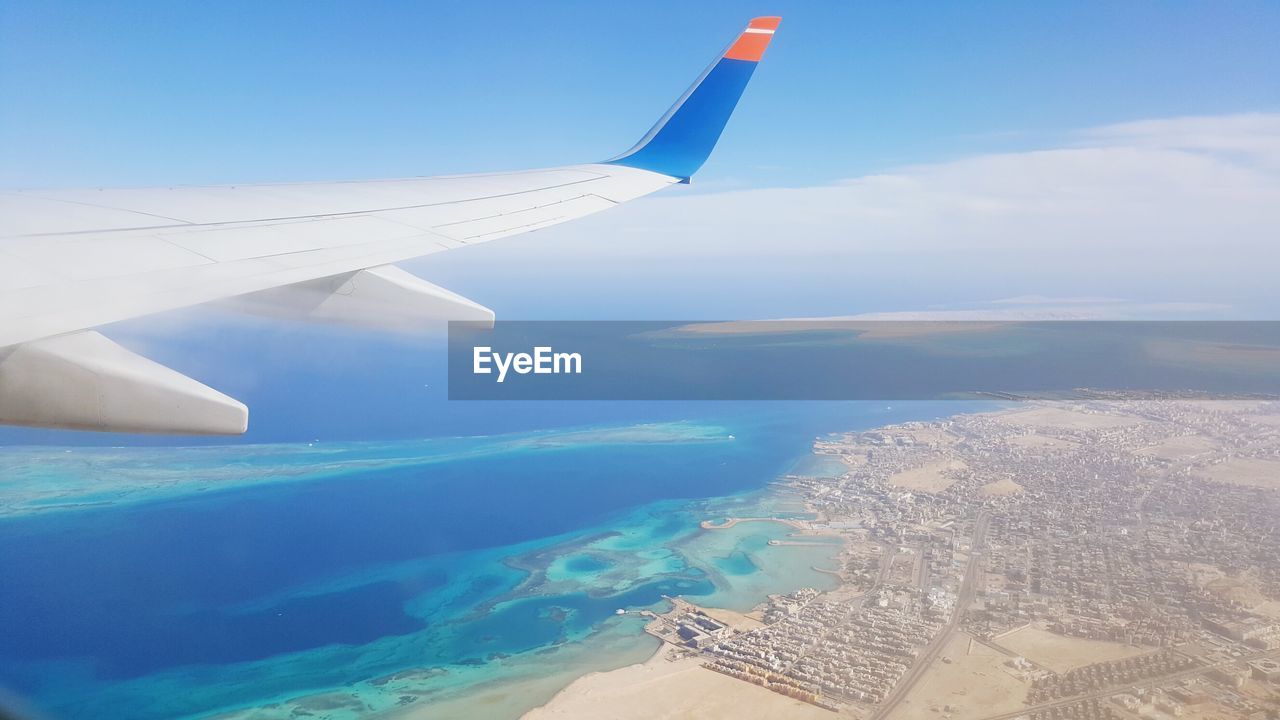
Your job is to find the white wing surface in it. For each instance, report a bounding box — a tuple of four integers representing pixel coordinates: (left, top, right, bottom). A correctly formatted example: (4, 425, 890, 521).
(0, 166, 672, 349)
(0, 17, 780, 434)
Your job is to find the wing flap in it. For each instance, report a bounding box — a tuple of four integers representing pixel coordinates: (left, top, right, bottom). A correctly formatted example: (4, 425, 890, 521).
(223, 264, 494, 331)
(0, 331, 248, 435)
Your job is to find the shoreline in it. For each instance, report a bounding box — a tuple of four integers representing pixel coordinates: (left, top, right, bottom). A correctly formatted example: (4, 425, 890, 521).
(521, 608, 833, 720)
(84, 395, 1277, 720)
(8, 404, 988, 720)
(520, 512, 853, 718)
(522, 639, 677, 716)
(517, 404, 1010, 720)
(521, 398, 1280, 720)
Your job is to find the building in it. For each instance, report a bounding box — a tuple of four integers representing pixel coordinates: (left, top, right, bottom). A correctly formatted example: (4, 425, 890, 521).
(1249, 658, 1280, 683)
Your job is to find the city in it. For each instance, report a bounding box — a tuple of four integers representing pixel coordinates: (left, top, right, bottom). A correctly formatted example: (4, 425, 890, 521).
(645, 398, 1280, 720)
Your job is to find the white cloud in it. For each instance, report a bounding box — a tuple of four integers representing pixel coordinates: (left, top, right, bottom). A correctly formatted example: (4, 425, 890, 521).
(434, 113, 1280, 317)
(643, 116, 1280, 258)
(1080, 113, 1280, 171)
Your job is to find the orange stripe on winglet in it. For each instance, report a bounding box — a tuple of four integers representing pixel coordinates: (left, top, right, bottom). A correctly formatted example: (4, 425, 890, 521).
(724, 33, 772, 62)
(724, 18, 779, 63)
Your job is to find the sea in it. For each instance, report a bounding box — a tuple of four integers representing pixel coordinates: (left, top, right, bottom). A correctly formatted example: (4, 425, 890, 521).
(0, 401, 991, 720)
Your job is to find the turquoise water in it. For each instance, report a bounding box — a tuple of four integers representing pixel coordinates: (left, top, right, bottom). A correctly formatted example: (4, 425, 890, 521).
(0, 402, 989, 719)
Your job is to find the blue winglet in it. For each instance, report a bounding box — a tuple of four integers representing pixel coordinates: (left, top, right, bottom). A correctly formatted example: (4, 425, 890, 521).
(605, 17, 780, 181)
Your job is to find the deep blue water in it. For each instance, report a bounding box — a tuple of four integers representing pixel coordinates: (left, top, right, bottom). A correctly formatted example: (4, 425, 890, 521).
(0, 442, 762, 678)
(0, 402, 989, 718)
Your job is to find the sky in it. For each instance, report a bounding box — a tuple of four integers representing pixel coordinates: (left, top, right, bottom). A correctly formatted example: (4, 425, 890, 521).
(2, 1, 1278, 188)
(1, 1, 1278, 445)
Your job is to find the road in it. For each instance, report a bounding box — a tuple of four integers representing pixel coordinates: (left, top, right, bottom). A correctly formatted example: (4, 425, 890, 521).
(869, 510, 991, 720)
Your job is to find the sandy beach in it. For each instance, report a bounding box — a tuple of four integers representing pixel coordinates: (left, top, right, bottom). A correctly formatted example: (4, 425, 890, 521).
(521, 644, 832, 720)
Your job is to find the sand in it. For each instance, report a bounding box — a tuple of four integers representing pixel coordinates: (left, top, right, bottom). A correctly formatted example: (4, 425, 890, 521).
(980, 478, 1023, 496)
(1250, 600, 1280, 620)
(889, 459, 968, 494)
(521, 646, 833, 720)
(997, 626, 1148, 673)
(886, 634, 1028, 720)
(1137, 435, 1215, 460)
(996, 407, 1144, 430)
(1195, 457, 1280, 489)
(1005, 433, 1078, 449)
(1205, 575, 1267, 608)
(698, 605, 765, 632)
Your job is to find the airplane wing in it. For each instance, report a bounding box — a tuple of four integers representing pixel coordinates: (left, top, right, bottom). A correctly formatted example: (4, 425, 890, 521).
(0, 17, 780, 435)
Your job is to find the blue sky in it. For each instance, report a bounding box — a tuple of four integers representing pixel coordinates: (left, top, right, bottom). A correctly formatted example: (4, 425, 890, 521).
(2, 1, 1277, 188)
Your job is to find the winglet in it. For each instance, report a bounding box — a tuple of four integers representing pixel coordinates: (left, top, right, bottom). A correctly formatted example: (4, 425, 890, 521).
(605, 17, 780, 181)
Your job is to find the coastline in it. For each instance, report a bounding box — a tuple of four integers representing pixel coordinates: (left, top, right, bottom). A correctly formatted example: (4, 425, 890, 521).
(433, 410, 970, 720)
(2, 403, 992, 720)
(17, 396, 1279, 719)
(518, 398, 1280, 720)
(521, 632, 832, 720)
(518, 642, 680, 719)
(517, 527, 848, 720)
(330, 452, 855, 720)
(181, 454, 852, 720)
(520, 464, 860, 719)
